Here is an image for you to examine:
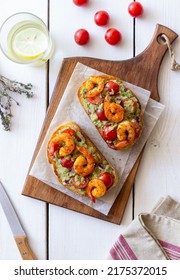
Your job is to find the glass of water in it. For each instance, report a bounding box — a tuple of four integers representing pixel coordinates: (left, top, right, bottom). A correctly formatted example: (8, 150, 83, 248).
(0, 12, 54, 66)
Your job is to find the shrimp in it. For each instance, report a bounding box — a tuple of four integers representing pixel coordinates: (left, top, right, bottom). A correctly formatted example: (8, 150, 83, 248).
(73, 146, 95, 177)
(49, 132, 75, 157)
(114, 120, 136, 149)
(86, 179, 106, 203)
(104, 95, 124, 123)
(84, 76, 105, 98)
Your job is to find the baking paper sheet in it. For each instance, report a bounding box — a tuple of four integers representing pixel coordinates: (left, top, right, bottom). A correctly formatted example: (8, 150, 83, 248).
(30, 63, 165, 215)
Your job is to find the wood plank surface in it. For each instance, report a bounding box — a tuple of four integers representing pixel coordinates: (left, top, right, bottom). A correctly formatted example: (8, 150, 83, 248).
(22, 24, 178, 224)
(134, 0, 180, 214)
(1, 0, 180, 262)
(48, 0, 135, 260)
(0, 0, 48, 260)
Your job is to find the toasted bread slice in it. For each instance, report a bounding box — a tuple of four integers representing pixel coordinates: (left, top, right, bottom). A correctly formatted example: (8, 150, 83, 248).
(78, 75, 144, 149)
(47, 122, 118, 202)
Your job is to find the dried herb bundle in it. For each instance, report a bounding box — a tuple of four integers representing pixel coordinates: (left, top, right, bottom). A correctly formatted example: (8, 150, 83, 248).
(0, 75, 33, 131)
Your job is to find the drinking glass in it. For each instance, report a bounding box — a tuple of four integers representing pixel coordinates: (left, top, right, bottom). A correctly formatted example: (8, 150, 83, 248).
(0, 12, 54, 66)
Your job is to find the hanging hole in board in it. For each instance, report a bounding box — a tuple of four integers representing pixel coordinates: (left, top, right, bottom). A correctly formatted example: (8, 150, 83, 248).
(157, 34, 167, 45)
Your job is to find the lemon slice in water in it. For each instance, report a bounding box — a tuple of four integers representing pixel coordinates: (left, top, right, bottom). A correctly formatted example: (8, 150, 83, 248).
(12, 27, 48, 61)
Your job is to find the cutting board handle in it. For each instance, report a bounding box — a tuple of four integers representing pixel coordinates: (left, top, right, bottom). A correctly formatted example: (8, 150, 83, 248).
(138, 24, 178, 65)
(143, 24, 178, 53)
(129, 24, 178, 100)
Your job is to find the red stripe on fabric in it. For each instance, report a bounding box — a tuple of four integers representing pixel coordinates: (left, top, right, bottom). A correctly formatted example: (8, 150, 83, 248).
(119, 235, 138, 259)
(110, 235, 138, 260)
(109, 246, 123, 260)
(158, 240, 180, 260)
(116, 239, 131, 259)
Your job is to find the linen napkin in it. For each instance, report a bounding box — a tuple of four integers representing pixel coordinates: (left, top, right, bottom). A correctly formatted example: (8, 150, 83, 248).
(109, 196, 180, 260)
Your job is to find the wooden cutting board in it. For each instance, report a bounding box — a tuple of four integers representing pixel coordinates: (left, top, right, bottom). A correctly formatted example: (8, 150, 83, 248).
(22, 24, 178, 224)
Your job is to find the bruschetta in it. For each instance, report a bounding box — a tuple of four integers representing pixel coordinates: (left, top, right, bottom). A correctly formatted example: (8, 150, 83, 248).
(78, 75, 144, 149)
(47, 122, 117, 203)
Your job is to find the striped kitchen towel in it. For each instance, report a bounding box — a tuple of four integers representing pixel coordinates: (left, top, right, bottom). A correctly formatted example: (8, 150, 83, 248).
(109, 196, 180, 260)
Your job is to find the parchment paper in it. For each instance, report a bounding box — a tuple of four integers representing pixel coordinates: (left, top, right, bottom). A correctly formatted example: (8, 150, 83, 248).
(30, 63, 165, 215)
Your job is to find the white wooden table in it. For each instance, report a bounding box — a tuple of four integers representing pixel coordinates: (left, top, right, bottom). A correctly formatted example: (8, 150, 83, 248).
(0, 0, 180, 260)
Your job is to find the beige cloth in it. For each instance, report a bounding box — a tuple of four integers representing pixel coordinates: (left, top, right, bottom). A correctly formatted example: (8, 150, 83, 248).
(110, 196, 180, 260)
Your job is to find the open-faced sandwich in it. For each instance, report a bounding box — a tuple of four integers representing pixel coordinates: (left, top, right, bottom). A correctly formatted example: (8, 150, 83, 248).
(47, 122, 117, 203)
(78, 75, 144, 149)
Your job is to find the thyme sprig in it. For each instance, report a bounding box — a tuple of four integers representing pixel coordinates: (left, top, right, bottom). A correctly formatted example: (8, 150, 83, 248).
(0, 75, 33, 131)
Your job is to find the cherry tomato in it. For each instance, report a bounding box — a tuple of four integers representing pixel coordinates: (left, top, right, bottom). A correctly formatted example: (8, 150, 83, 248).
(71, 176, 89, 189)
(128, 2, 144, 17)
(63, 128, 77, 137)
(49, 143, 60, 157)
(105, 28, 122, 45)
(74, 29, 90, 45)
(94, 10, 109, 26)
(106, 81, 119, 94)
(96, 109, 108, 121)
(86, 95, 103, 105)
(133, 120, 141, 137)
(73, 0, 88, 6)
(102, 125, 117, 141)
(99, 172, 113, 189)
(61, 157, 74, 169)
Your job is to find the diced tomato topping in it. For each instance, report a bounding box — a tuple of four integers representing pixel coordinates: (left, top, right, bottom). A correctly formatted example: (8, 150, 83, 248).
(99, 172, 114, 189)
(86, 95, 103, 105)
(96, 109, 108, 120)
(49, 143, 60, 157)
(71, 176, 89, 189)
(61, 157, 74, 169)
(105, 81, 119, 94)
(133, 120, 141, 137)
(102, 125, 117, 141)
